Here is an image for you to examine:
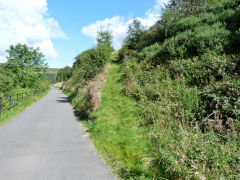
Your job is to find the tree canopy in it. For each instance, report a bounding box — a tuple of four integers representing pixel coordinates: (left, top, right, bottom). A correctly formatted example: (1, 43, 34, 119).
(96, 29, 113, 48)
(0, 44, 49, 94)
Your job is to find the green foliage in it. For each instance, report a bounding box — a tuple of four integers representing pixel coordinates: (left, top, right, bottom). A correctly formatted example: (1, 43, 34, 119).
(71, 46, 112, 84)
(175, 15, 202, 33)
(97, 29, 113, 48)
(151, 123, 240, 179)
(63, 0, 240, 179)
(167, 0, 216, 17)
(124, 19, 147, 51)
(201, 80, 240, 132)
(138, 23, 230, 65)
(45, 68, 59, 84)
(114, 0, 240, 179)
(0, 65, 14, 93)
(71, 88, 92, 119)
(83, 63, 152, 179)
(57, 66, 72, 82)
(45, 72, 57, 84)
(169, 54, 238, 87)
(64, 30, 113, 120)
(0, 44, 49, 95)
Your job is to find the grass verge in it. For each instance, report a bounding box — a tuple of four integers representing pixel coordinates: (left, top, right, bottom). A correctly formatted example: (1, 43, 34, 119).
(0, 89, 50, 125)
(84, 62, 153, 179)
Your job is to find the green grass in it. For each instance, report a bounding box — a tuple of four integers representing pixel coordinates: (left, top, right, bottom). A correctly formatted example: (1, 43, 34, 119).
(0, 89, 50, 125)
(85, 62, 153, 179)
(63, 54, 240, 179)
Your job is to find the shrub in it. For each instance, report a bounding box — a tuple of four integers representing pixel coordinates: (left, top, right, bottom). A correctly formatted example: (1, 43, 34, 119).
(175, 16, 201, 33)
(200, 80, 240, 133)
(138, 43, 162, 65)
(72, 87, 92, 119)
(169, 54, 238, 87)
(191, 23, 230, 54)
(72, 46, 111, 83)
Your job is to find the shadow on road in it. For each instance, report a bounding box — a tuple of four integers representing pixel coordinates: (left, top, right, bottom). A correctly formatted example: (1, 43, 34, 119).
(56, 96, 70, 103)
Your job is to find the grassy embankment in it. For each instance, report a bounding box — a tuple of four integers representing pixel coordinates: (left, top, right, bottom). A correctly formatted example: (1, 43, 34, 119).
(0, 88, 50, 125)
(83, 59, 153, 179)
(80, 56, 240, 179)
(62, 1, 240, 177)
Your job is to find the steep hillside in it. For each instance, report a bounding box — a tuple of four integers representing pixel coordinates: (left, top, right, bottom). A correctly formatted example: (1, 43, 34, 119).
(63, 0, 240, 179)
(115, 0, 240, 178)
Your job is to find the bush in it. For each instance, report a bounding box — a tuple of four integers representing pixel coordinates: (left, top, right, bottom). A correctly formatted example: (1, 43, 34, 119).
(169, 54, 238, 87)
(151, 123, 240, 179)
(200, 80, 240, 133)
(72, 87, 92, 119)
(175, 16, 201, 33)
(191, 23, 230, 54)
(72, 46, 112, 84)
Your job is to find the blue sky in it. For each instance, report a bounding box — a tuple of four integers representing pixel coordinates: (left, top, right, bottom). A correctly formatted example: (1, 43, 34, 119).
(0, 0, 168, 68)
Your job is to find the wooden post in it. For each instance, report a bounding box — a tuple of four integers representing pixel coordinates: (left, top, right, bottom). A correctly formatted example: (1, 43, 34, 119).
(9, 95, 11, 110)
(0, 97, 2, 119)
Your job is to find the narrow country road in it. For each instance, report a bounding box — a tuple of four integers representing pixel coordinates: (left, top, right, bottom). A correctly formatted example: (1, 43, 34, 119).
(0, 88, 114, 180)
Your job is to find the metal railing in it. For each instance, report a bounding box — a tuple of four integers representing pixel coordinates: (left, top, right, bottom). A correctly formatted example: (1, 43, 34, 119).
(0, 89, 44, 115)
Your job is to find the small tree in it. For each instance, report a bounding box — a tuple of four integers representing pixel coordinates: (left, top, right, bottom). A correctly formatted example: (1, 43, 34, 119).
(96, 29, 113, 48)
(124, 19, 146, 50)
(5, 44, 47, 88)
(57, 66, 72, 82)
(126, 19, 144, 40)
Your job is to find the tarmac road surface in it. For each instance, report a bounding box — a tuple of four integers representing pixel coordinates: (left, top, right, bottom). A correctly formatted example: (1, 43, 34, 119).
(0, 88, 114, 180)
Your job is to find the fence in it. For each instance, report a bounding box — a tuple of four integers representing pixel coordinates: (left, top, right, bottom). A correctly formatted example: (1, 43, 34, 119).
(0, 89, 44, 115)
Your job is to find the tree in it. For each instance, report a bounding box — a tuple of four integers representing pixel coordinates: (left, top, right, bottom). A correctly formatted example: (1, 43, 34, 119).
(0, 64, 14, 93)
(57, 66, 72, 82)
(124, 19, 146, 51)
(126, 19, 144, 40)
(167, 0, 211, 16)
(5, 44, 48, 88)
(96, 29, 113, 48)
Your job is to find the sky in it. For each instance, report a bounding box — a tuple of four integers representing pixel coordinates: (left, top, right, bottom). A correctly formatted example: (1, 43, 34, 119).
(0, 0, 169, 68)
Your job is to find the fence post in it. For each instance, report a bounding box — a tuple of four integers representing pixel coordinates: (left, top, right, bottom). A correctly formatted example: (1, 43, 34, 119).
(0, 97, 2, 119)
(9, 95, 12, 110)
(0, 90, 41, 118)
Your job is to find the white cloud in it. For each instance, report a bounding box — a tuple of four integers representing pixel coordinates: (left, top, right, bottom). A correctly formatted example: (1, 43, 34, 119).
(0, 0, 66, 60)
(82, 16, 131, 49)
(155, 0, 170, 10)
(82, 0, 169, 49)
(0, 56, 7, 63)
